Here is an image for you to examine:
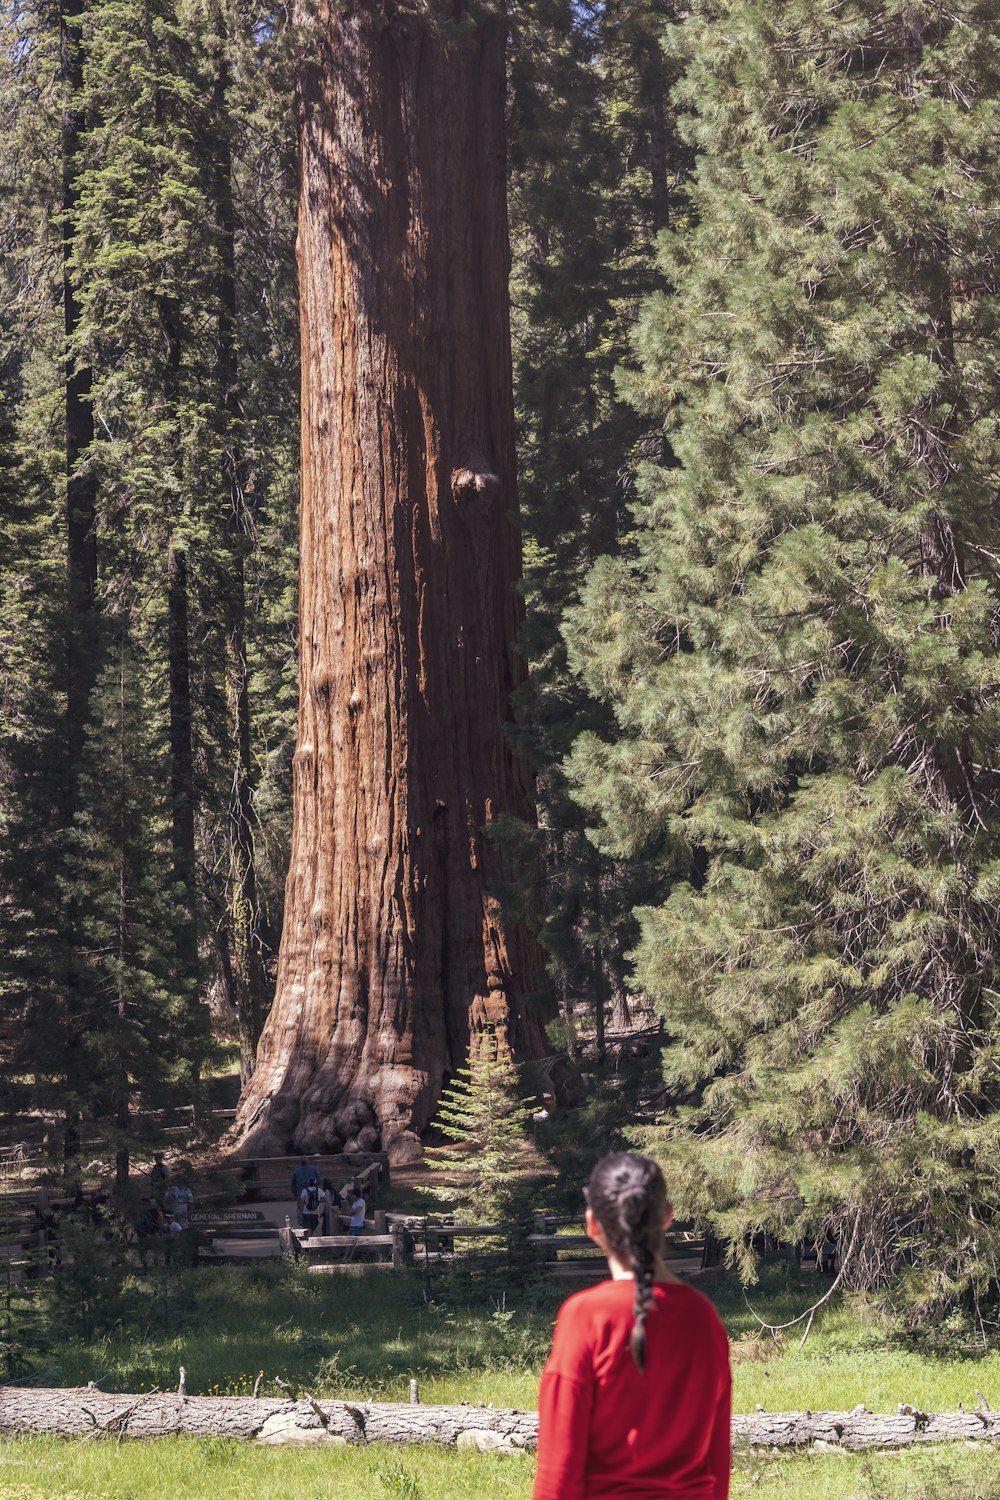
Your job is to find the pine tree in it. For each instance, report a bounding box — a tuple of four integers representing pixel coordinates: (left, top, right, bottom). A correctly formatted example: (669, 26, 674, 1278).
(0, 0, 299, 1140)
(61, 632, 196, 1189)
(567, 0, 1000, 1314)
(193, 0, 298, 1078)
(0, 0, 84, 1144)
(508, 0, 682, 1053)
(425, 1032, 537, 1222)
(0, 383, 73, 1132)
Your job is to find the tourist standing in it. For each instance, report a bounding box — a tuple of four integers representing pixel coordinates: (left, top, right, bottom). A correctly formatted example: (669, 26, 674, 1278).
(164, 1173, 194, 1225)
(300, 1178, 321, 1236)
(291, 1157, 319, 1227)
(150, 1153, 169, 1201)
(340, 1181, 366, 1261)
(532, 1153, 731, 1500)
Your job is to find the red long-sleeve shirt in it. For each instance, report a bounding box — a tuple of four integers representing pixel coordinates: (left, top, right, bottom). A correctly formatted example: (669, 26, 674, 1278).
(532, 1279, 731, 1500)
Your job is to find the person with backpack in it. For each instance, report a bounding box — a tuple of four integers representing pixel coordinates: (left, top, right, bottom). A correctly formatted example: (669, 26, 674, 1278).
(300, 1178, 321, 1236)
(532, 1152, 731, 1500)
(138, 1198, 165, 1237)
(291, 1157, 319, 1226)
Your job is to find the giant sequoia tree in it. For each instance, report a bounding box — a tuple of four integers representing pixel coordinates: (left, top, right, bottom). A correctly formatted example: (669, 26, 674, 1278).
(568, 0, 1000, 1311)
(233, 0, 548, 1161)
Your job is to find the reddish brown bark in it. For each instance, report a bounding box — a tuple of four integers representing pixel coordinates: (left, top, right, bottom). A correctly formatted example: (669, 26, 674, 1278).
(232, 0, 549, 1162)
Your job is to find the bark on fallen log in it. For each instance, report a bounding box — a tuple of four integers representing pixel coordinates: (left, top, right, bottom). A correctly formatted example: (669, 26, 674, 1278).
(2, 1387, 999, 1451)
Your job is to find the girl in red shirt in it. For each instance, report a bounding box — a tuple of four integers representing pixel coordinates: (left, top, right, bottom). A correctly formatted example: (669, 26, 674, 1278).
(532, 1153, 731, 1500)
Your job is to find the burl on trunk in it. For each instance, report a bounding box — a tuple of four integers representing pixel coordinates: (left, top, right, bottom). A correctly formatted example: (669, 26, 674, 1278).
(232, 0, 548, 1162)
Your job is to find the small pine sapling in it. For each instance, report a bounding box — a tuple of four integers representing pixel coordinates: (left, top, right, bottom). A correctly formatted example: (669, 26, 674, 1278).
(424, 1031, 538, 1224)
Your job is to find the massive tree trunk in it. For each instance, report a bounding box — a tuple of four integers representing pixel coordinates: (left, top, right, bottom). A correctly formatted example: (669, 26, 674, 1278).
(232, 0, 548, 1162)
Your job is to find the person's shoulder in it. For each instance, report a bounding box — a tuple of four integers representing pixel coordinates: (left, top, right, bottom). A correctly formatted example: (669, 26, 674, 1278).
(554, 1279, 621, 1328)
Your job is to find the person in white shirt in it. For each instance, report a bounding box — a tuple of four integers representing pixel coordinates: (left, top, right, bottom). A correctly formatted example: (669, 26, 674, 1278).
(164, 1179, 194, 1224)
(340, 1182, 366, 1261)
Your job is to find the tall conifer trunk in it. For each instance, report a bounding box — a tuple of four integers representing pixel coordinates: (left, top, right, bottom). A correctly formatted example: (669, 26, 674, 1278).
(60, 1, 97, 1160)
(233, 0, 548, 1162)
(211, 47, 268, 1084)
(61, 4, 97, 769)
(162, 303, 199, 981)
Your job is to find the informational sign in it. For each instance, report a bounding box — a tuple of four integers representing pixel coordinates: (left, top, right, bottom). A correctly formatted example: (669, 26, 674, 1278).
(189, 1209, 268, 1225)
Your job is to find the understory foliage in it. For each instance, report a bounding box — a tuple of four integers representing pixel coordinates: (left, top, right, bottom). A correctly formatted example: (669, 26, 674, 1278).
(506, 0, 680, 1052)
(567, 0, 1000, 1317)
(425, 1033, 537, 1222)
(4, 0, 1000, 1326)
(0, 0, 298, 1156)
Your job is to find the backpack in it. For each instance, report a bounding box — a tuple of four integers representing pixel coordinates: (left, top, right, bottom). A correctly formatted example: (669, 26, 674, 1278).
(304, 1183, 319, 1214)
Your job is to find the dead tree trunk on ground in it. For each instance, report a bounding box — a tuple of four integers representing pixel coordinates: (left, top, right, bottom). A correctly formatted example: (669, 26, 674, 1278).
(2, 1388, 999, 1451)
(231, 0, 549, 1164)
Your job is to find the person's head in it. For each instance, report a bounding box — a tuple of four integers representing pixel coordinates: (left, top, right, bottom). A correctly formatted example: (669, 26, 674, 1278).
(300, 1155, 309, 1166)
(584, 1153, 672, 1373)
(322, 1178, 333, 1192)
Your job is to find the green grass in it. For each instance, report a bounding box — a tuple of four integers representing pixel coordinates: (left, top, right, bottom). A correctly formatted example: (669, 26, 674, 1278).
(1, 1436, 999, 1500)
(21, 1262, 1000, 1414)
(10, 1260, 1000, 1497)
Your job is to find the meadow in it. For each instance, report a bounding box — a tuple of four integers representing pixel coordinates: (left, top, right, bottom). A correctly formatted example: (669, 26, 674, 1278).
(2, 1431, 1000, 1500)
(4, 1258, 1000, 1497)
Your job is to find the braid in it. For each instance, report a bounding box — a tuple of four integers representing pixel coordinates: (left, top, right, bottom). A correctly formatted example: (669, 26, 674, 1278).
(587, 1154, 668, 1373)
(630, 1250, 656, 1372)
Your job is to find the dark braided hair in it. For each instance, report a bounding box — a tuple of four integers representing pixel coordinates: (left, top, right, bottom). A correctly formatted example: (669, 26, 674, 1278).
(587, 1153, 668, 1373)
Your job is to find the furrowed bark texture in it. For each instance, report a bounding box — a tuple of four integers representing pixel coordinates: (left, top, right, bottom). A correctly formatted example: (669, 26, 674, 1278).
(232, 0, 548, 1162)
(3, 1389, 999, 1452)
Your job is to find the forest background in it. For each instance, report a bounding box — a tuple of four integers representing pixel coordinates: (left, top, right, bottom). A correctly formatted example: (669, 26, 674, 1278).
(2, 0, 1000, 1329)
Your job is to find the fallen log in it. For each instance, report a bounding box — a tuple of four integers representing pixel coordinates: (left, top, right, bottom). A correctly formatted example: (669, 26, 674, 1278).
(0, 1388, 536, 1449)
(2, 1387, 1000, 1450)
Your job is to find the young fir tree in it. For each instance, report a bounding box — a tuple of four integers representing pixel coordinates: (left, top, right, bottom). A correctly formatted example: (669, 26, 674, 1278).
(425, 1032, 537, 1222)
(567, 0, 1000, 1315)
